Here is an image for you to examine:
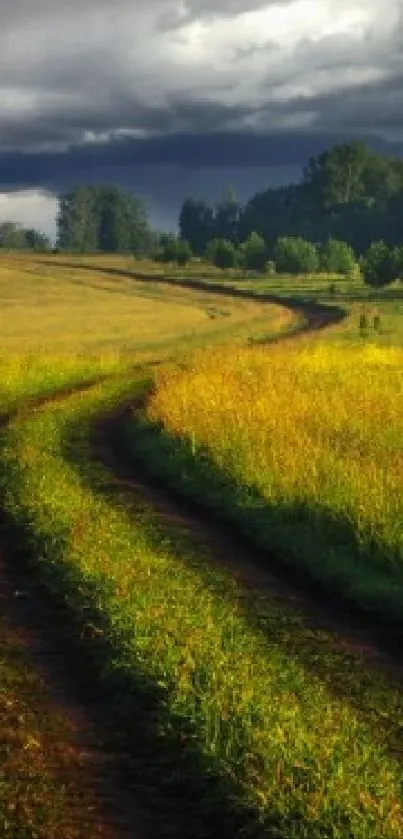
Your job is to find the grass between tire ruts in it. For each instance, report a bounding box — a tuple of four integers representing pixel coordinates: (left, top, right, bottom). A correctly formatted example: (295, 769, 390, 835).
(1, 373, 403, 838)
(128, 338, 403, 627)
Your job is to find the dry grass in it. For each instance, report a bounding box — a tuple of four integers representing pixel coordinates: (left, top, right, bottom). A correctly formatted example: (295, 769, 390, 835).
(147, 337, 403, 613)
(0, 253, 293, 411)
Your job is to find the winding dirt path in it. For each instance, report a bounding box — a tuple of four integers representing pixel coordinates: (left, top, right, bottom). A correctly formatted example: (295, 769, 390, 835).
(1, 288, 400, 839)
(0, 545, 147, 838)
(90, 294, 403, 687)
(0, 291, 335, 838)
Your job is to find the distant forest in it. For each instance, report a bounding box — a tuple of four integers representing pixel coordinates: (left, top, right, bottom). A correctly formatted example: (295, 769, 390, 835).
(1, 139, 402, 265)
(178, 140, 403, 257)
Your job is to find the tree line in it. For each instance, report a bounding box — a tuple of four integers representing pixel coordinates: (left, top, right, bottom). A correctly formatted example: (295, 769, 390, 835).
(1, 139, 403, 286)
(0, 185, 156, 256)
(0, 221, 52, 251)
(153, 229, 403, 286)
(170, 139, 403, 286)
(178, 140, 403, 257)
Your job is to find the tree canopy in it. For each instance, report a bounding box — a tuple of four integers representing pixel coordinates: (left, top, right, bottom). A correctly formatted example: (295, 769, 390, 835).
(178, 141, 403, 258)
(57, 185, 152, 254)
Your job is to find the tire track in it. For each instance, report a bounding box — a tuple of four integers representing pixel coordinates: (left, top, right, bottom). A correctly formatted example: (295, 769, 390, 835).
(0, 292, 365, 839)
(90, 297, 403, 687)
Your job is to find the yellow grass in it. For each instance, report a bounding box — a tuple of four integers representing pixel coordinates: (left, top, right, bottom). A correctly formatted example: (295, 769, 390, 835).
(148, 338, 403, 580)
(0, 253, 293, 410)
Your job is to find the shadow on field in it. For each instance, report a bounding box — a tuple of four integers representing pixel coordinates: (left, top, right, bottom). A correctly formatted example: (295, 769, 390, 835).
(0, 504, 264, 839)
(81, 401, 403, 770)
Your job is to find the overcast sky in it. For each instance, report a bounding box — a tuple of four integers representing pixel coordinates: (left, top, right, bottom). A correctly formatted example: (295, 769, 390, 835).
(1, 0, 402, 237)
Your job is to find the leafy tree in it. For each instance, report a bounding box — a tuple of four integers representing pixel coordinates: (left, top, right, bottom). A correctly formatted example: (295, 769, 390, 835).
(239, 232, 267, 272)
(153, 234, 178, 263)
(213, 188, 241, 243)
(205, 238, 238, 270)
(238, 186, 295, 245)
(361, 241, 401, 287)
(303, 141, 388, 210)
(319, 238, 356, 275)
(176, 140, 403, 258)
(274, 237, 319, 274)
(57, 186, 99, 252)
(57, 185, 152, 254)
(179, 198, 214, 256)
(95, 186, 150, 254)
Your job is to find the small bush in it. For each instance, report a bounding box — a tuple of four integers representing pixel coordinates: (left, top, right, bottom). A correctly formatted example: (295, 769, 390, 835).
(204, 238, 238, 270)
(319, 238, 356, 276)
(361, 241, 400, 287)
(274, 237, 319, 274)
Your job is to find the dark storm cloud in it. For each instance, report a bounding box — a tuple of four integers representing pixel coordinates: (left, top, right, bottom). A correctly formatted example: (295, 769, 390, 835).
(2, 126, 402, 197)
(1, 0, 403, 235)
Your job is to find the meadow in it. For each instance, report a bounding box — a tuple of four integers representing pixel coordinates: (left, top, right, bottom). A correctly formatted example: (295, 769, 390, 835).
(142, 338, 403, 620)
(1, 252, 403, 838)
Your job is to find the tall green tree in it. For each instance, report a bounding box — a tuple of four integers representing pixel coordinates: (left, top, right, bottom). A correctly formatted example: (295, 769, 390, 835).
(57, 186, 98, 252)
(154, 234, 192, 266)
(25, 228, 52, 251)
(179, 198, 214, 256)
(95, 186, 150, 254)
(205, 238, 238, 270)
(57, 185, 152, 254)
(213, 187, 241, 244)
(303, 141, 376, 209)
(178, 140, 403, 258)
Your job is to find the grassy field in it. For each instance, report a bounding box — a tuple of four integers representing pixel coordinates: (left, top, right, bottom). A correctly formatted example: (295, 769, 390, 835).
(153, 265, 403, 345)
(0, 253, 295, 353)
(1, 252, 403, 837)
(141, 338, 403, 621)
(3, 375, 403, 838)
(0, 252, 294, 837)
(0, 253, 294, 412)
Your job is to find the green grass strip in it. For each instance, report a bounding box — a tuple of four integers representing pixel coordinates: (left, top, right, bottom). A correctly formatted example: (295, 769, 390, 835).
(2, 375, 403, 837)
(123, 410, 403, 628)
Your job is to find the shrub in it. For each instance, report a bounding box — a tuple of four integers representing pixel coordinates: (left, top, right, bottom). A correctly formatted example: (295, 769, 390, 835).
(319, 238, 356, 276)
(274, 237, 319, 274)
(153, 234, 193, 266)
(361, 241, 400, 287)
(205, 238, 238, 270)
(239, 232, 268, 273)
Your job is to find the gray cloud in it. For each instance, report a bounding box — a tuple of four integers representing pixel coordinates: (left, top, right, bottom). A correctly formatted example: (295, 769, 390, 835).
(0, 0, 402, 231)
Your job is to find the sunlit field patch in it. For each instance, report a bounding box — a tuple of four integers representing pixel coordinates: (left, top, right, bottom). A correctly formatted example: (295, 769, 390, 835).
(145, 338, 403, 616)
(0, 254, 294, 353)
(0, 253, 293, 411)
